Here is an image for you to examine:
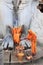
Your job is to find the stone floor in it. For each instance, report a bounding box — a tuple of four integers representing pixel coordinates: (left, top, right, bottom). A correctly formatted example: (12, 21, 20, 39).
(3, 45, 43, 65)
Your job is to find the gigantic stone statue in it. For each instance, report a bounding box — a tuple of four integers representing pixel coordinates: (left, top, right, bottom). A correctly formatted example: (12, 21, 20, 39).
(18, 0, 33, 34)
(30, 0, 43, 44)
(0, 0, 14, 50)
(18, 0, 39, 33)
(0, 0, 13, 36)
(18, 0, 43, 45)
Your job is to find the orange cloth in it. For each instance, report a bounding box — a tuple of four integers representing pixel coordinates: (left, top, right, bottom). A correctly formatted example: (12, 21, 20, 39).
(31, 40, 36, 55)
(12, 27, 23, 44)
(13, 33, 21, 43)
(27, 30, 37, 55)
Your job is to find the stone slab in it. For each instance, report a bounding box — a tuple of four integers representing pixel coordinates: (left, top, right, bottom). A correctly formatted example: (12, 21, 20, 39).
(3, 46, 43, 64)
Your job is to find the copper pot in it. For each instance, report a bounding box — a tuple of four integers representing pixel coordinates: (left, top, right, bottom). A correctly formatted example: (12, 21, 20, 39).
(17, 52, 24, 61)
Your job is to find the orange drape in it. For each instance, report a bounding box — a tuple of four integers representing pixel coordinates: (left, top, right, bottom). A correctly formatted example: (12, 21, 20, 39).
(27, 30, 37, 55)
(12, 27, 22, 44)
